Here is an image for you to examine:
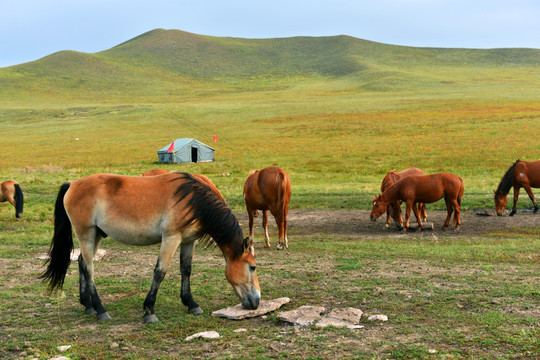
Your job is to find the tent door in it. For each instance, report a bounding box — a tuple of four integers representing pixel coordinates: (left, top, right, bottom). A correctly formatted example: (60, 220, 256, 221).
(191, 147, 198, 163)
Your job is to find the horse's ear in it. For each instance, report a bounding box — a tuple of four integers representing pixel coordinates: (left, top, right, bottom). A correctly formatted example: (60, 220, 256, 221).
(243, 237, 253, 253)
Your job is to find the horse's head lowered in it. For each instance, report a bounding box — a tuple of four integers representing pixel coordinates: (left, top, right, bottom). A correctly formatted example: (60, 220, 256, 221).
(494, 190, 507, 216)
(224, 237, 260, 310)
(370, 195, 388, 221)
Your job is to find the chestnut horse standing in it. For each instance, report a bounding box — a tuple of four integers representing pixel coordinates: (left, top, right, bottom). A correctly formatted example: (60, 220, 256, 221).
(244, 167, 291, 250)
(41, 172, 260, 323)
(371, 172, 464, 231)
(494, 160, 540, 216)
(1, 180, 24, 218)
(380, 168, 427, 228)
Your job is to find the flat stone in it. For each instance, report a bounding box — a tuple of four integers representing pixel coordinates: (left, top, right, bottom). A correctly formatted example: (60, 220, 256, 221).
(327, 307, 363, 324)
(368, 314, 388, 322)
(315, 307, 363, 328)
(212, 297, 290, 320)
(277, 305, 325, 326)
(185, 331, 220, 341)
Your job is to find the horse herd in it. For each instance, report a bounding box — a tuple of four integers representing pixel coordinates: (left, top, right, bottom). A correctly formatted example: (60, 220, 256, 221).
(0, 159, 538, 322)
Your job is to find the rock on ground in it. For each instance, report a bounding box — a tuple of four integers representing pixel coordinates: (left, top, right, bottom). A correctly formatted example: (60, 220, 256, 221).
(212, 297, 290, 320)
(185, 331, 220, 341)
(316, 307, 364, 328)
(277, 305, 326, 326)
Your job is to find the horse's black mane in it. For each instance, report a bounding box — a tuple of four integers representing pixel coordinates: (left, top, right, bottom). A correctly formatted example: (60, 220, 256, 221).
(495, 159, 520, 197)
(171, 173, 246, 258)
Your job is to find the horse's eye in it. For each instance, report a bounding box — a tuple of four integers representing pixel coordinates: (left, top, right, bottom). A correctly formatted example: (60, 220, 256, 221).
(249, 265, 256, 272)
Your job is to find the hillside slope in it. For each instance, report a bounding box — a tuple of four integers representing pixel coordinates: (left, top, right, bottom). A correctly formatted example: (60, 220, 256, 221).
(1, 28, 539, 99)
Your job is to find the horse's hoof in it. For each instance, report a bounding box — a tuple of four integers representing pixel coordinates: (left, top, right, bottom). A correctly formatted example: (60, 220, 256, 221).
(85, 307, 97, 315)
(189, 306, 203, 315)
(441, 227, 447, 231)
(509, 211, 516, 217)
(97, 312, 112, 321)
(453, 227, 460, 232)
(143, 314, 159, 323)
(534, 207, 539, 214)
(276, 243, 286, 250)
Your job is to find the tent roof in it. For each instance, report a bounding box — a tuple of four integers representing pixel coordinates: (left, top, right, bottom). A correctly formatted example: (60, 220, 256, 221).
(157, 138, 214, 152)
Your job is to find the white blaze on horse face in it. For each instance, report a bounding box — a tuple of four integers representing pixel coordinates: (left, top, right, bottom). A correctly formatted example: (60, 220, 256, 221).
(225, 251, 260, 309)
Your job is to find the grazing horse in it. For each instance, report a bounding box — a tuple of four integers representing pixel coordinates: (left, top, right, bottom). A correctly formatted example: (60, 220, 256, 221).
(1, 180, 24, 218)
(380, 168, 427, 228)
(41, 172, 260, 323)
(494, 159, 540, 216)
(244, 167, 291, 250)
(371, 173, 464, 231)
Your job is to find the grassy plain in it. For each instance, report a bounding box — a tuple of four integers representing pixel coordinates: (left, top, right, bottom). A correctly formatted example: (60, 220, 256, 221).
(0, 30, 539, 359)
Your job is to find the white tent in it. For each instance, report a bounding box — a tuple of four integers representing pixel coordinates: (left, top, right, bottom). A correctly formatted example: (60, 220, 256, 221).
(157, 138, 214, 163)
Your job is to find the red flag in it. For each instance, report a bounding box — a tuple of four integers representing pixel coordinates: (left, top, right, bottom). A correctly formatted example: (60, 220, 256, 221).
(167, 141, 175, 153)
(213, 135, 217, 143)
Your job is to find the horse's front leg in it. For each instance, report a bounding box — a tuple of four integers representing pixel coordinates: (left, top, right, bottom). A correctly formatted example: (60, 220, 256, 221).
(403, 201, 412, 231)
(522, 184, 539, 213)
(510, 186, 520, 216)
(143, 236, 181, 323)
(412, 203, 423, 231)
(180, 241, 203, 315)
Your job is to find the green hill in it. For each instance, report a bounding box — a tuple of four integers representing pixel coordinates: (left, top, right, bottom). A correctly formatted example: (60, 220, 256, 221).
(1, 28, 539, 100)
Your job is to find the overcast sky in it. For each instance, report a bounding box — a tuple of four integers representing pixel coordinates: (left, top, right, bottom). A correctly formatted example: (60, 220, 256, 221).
(1, 0, 539, 67)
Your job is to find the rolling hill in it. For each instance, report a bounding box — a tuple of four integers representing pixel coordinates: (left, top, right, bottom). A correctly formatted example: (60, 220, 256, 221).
(1, 28, 539, 100)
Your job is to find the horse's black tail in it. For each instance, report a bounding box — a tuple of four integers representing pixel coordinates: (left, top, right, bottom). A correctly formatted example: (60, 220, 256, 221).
(40, 182, 73, 292)
(13, 184, 24, 218)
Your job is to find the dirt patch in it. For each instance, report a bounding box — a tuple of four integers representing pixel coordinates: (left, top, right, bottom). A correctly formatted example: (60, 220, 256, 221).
(236, 208, 540, 240)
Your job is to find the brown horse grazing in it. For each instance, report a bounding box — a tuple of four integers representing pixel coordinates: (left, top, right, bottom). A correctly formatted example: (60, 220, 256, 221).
(380, 168, 427, 229)
(41, 172, 260, 323)
(494, 159, 540, 216)
(371, 172, 464, 231)
(1, 180, 24, 218)
(244, 167, 291, 250)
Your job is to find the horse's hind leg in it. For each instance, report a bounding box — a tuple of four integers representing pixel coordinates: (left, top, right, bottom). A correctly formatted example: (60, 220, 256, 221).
(522, 184, 539, 213)
(262, 210, 271, 248)
(419, 203, 427, 221)
(143, 235, 181, 323)
(452, 199, 461, 230)
(247, 208, 256, 246)
(179, 241, 203, 316)
(78, 240, 111, 321)
(442, 197, 453, 229)
(78, 255, 97, 315)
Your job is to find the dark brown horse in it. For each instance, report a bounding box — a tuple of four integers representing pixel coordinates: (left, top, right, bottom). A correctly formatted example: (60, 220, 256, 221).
(371, 172, 464, 231)
(41, 172, 260, 323)
(380, 168, 427, 228)
(494, 159, 540, 216)
(244, 167, 291, 250)
(1, 180, 24, 218)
